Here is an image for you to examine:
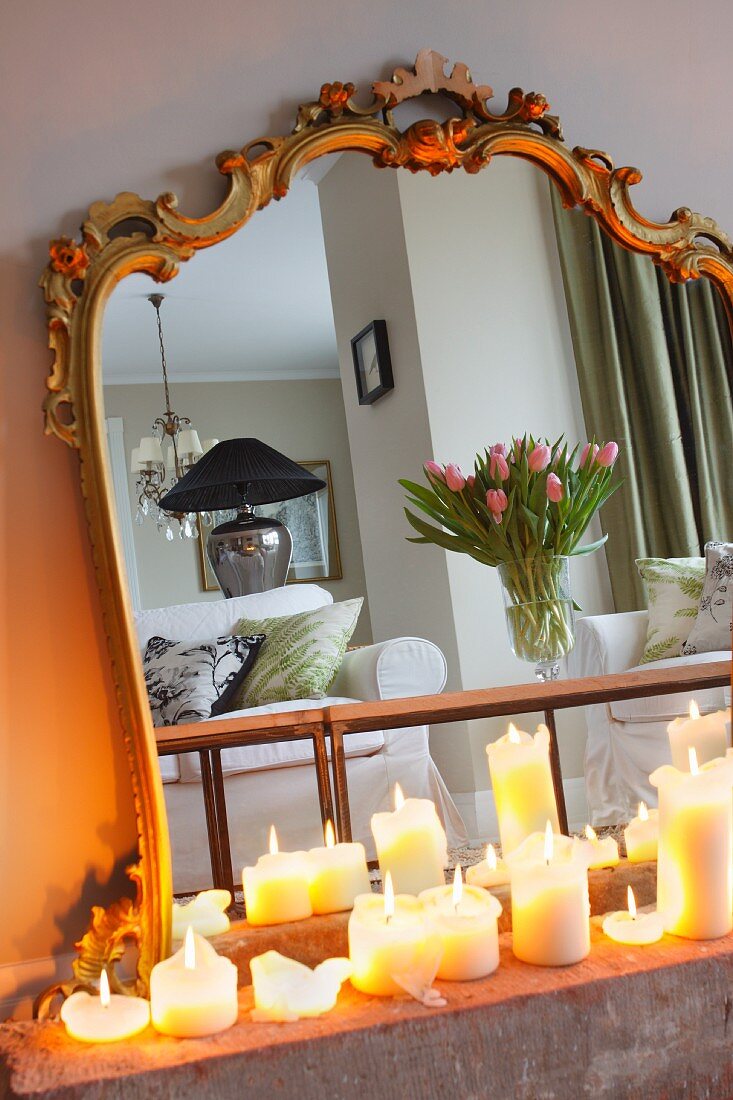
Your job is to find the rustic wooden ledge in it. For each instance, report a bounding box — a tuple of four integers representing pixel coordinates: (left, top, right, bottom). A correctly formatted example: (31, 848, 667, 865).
(3, 921, 733, 1099)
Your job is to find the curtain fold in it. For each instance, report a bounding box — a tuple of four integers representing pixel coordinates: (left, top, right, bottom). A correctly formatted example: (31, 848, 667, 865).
(551, 187, 733, 610)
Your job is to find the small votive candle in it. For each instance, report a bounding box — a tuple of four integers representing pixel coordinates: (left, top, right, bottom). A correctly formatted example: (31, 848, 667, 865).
(420, 868, 502, 981)
(307, 820, 371, 914)
(243, 826, 312, 926)
(602, 886, 664, 945)
(250, 951, 352, 1022)
(150, 927, 238, 1038)
(466, 844, 510, 889)
(60, 970, 150, 1044)
(624, 802, 659, 863)
(371, 784, 447, 896)
(667, 701, 730, 771)
(172, 890, 231, 939)
(574, 825, 620, 870)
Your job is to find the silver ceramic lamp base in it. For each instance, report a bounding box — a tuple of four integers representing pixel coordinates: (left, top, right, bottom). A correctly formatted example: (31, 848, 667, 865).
(206, 505, 293, 598)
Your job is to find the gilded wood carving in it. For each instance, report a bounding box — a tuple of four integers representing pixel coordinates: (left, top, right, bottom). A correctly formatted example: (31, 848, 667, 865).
(38, 48, 733, 1000)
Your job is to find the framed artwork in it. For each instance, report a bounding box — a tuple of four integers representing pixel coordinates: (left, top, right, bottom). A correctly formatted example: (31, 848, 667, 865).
(198, 459, 343, 592)
(351, 319, 394, 405)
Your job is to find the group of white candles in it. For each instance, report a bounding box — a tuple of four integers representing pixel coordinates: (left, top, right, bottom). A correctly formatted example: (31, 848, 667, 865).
(60, 700, 731, 1045)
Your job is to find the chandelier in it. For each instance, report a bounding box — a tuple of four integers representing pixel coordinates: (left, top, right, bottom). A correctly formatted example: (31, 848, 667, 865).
(130, 295, 218, 540)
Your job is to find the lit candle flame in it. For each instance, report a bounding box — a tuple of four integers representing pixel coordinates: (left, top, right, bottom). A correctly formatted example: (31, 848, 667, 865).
(324, 820, 336, 849)
(627, 885, 637, 919)
(269, 825, 279, 855)
(689, 700, 700, 721)
(544, 820, 554, 864)
(184, 925, 196, 971)
(584, 824, 598, 843)
(452, 865, 463, 910)
(393, 783, 405, 811)
(507, 723, 521, 745)
(638, 801, 649, 822)
(384, 870, 395, 924)
(486, 843, 497, 871)
(99, 969, 110, 1009)
(688, 746, 699, 775)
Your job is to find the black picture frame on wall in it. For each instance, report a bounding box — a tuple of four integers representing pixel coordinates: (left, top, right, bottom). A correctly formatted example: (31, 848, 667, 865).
(351, 319, 394, 405)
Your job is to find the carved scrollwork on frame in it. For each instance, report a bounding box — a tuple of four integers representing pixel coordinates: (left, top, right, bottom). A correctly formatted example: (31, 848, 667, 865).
(38, 49, 733, 1001)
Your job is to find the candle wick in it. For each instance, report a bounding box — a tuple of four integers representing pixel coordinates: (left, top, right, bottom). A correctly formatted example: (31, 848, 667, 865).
(385, 914, 391, 927)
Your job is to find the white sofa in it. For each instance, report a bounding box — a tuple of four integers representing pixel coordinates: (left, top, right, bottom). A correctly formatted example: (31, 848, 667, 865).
(134, 584, 467, 893)
(568, 610, 731, 825)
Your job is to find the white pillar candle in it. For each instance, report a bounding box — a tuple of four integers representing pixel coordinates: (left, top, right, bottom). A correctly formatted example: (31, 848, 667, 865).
(250, 951, 352, 1022)
(602, 886, 664, 946)
(419, 868, 502, 981)
(243, 826, 312, 926)
(486, 724, 560, 855)
(348, 872, 442, 997)
(624, 802, 659, 863)
(667, 702, 730, 771)
(651, 749, 733, 940)
(370, 784, 447, 896)
(307, 820, 371, 914)
(60, 971, 150, 1044)
(573, 825, 620, 870)
(150, 928, 238, 1038)
(172, 889, 231, 940)
(466, 844, 510, 889)
(507, 822, 590, 967)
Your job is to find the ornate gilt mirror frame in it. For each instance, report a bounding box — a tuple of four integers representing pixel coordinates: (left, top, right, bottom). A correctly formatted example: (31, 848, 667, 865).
(39, 49, 733, 1000)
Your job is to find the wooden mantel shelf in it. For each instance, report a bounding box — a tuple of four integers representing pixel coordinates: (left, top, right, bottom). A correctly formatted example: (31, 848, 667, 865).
(3, 922, 733, 1098)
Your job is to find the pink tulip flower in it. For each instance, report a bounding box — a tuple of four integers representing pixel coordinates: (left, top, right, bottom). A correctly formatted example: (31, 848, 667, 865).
(489, 451, 509, 481)
(528, 444, 551, 472)
(445, 463, 466, 492)
(579, 443, 599, 469)
(596, 441, 619, 468)
(424, 461, 445, 482)
(546, 472, 564, 502)
(466, 474, 476, 489)
(486, 489, 508, 522)
(491, 443, 507, 458)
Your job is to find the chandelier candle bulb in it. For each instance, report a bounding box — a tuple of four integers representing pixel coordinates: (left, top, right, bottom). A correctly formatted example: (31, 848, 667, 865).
(60, 970, 150, 1044)
(651, 751, 733, 940)
(242, 826, 312, 926)
(419, 868, 503, 981)
(172, 890, 231, 940)
(150, 927, 239, 1038)
(667, 701, 730, 771)
(624, 802, 659, 863)
(307, 821, 371, 914)
(466, 844, 510, 889)
(574, 825, 620, 870)
(486, 724, 560, 855)
(507, 822, 591, 967)
(602, 886, 664, 946)
(370, 784, 447, 895)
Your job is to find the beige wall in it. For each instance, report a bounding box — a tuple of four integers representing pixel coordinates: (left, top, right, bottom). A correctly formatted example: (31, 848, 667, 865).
(4, 0, 733, 996)
(103, 379, 373, 644)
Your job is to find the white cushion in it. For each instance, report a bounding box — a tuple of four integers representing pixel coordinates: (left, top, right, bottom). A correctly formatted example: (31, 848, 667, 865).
(133, 584, 332, 650)
(609, 651, 730, 722)
(159, 755, 180, 784)
(177, 697, 385, 782)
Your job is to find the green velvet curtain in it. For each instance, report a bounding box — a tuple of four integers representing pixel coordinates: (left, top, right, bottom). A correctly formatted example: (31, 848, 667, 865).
(550, 188, 733, 610)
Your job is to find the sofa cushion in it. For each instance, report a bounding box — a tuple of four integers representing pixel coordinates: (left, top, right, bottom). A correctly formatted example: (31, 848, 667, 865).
(609, 651, 730, 722)
(159, 755, 181, 784)
(176, 697, 385, 781)
(682, 541, 733, 656)
(636, 557, 705, 664)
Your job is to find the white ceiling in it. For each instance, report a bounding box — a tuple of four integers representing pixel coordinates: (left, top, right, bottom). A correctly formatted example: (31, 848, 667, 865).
(102, 179, 340, 384)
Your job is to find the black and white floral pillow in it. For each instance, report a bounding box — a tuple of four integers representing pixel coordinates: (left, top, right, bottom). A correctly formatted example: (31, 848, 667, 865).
(143, 634, 265, 727)
(682, 542, 733, 656)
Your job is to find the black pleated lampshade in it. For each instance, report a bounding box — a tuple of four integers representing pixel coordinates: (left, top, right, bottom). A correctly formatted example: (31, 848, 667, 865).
(158, 438, 327, 512)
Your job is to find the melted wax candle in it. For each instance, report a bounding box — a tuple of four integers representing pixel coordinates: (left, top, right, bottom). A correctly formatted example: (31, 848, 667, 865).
(667, 701, 730, 771)
(60, 970, 150, 1044)
(307, 820, 371, 914)
(602, 886, 663, 946)
(420, 867, 502, 981)
(466, 844, 510, 889)
(243, 826, 312, 926)
(371, 784, 447, 895)
(624, 802, 659, 863)
(486, 724, 560, 855)
(150, 927, 238, 1038)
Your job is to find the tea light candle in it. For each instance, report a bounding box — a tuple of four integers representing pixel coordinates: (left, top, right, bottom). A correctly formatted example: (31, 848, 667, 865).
(651, 748, 733, 940)
(348, 872, 442, 997)
(667, 701, 730, 771)
(466, 843, 510, 889)
(172, 890, 231, 939)
(507, 822, 590, 967)
(250, 951, 352, 1022)
(307, 820, 371, 914)
(243, 826, 312, 926)
(60, 970, 150, 1044)
(486, 724, 560, 855)
(371, 784, 447, 896)
(602, 886, 664, 946)
(624, 802, 659, 863)
(150, 927, 238, 1038)
(574, 825, 620, 870)
(420, 867, 502, 981)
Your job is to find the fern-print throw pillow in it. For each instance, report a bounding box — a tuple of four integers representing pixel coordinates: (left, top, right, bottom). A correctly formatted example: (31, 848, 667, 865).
(682, 542, 733, 656)
(636, 557, 705, 663)
(234, 599, 363, 708)
(143, 634, 265, 726)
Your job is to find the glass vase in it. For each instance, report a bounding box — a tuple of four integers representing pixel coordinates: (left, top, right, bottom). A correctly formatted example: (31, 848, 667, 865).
(497, 555, 575, 682)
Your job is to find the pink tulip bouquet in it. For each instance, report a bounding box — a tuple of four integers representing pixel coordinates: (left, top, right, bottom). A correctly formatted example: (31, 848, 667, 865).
(400, 435, 621, 677)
